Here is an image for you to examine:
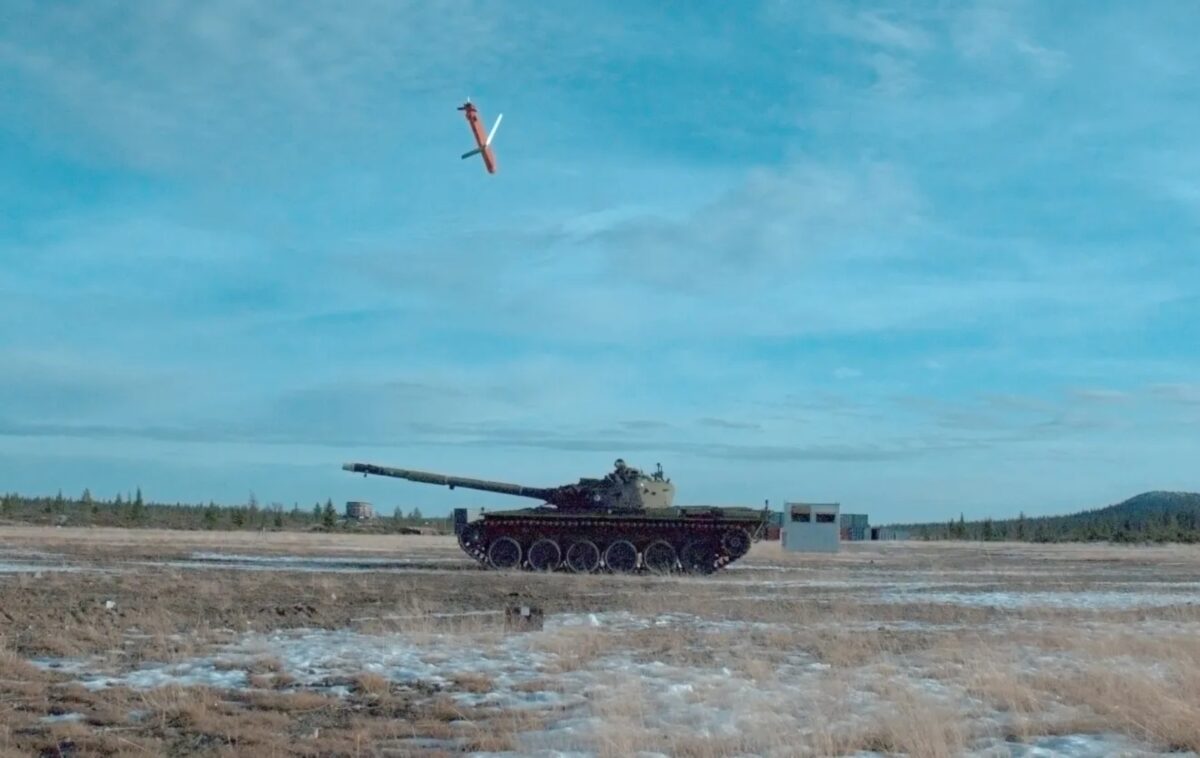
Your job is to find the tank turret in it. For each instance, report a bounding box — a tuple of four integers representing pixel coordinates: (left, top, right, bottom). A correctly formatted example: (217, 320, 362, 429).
(342, 458, 675, 512)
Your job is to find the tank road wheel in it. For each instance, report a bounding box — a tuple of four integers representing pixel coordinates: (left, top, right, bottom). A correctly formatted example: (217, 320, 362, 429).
(681, 540, 717, 575)
(721, 528, 752, 559)
(527, 538, 562, 572)
(487, 536, 522, 570)
(457, 523, 487, 564)
(603, 540, 638, 574)
(565, 540, 601, 573)
(642, 540, 677, 574)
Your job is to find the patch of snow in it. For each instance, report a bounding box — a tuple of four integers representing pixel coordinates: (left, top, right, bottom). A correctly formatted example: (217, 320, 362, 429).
(877, 589, 1200, 610)
(973, 733, 1196, 757)
(189, 552, 463, 565)
(554, 610, 785, 634)
(134, 552, 465, 574)
(711, 576, 949, 590)
(349, 609, 503, 624)
(471, 751, 593, 758)
(76, 660, 249, 691)
(0, 549, 63, 560)
(394, 737, 464, 751)
(0, 561, 87, 574)
(29, 656, 97, 674)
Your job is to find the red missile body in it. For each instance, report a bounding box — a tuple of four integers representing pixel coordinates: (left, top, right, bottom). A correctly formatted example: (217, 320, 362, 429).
(458, 101, 501, 174)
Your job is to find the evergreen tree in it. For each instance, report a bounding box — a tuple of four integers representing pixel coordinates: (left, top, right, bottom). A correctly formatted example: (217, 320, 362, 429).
(1163, 511, 1179, 541)
(230, 508, 245, 528)
(1016, 511, 1026, 540)
(322, 498, 337, 528)
(408, 506, 423, 521)
(312, 502, 322, 522)
(129, 487, 145, 523)
(203, 505, 219, 529)
(982, 517, 994, 541)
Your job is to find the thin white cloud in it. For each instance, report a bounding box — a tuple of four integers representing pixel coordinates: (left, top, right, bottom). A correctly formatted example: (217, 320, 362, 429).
(1149, 383, 1200, 406)
(865, 52, 922, 96)
(1070, 388, 1129, 404)
(949, 3, 1068, 78)
(582, 159, 926, 291)
(829, 10, 933, 52)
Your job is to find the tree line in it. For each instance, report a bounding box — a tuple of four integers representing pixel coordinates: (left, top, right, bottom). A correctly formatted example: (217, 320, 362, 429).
(0, 488, 452, 533)
(893, 491, 1200, 544)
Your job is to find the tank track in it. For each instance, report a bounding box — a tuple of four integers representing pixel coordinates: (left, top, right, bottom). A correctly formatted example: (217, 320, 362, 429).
(457, 514, 755, 574)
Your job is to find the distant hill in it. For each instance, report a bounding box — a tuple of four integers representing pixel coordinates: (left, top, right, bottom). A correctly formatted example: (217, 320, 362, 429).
(1088, 491, 1200, 519)
(891, 491, 1200, 543)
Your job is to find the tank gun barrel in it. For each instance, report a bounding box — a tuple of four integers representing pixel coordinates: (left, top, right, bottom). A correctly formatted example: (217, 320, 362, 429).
(342, 462, 555, 501)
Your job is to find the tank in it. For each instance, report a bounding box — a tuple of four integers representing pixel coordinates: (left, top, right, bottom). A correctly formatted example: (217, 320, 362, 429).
(342, 459, 768, 574)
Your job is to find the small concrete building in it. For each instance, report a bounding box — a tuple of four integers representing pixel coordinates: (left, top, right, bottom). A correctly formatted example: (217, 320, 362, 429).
(781, 502, 840, 553)
(840, 513, 870, 541)
(345, 501, 374, 520)
(873, 526, 910, 540)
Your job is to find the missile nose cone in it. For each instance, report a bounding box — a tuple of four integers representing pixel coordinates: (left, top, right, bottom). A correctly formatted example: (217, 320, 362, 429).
(342, 463, 356, 471)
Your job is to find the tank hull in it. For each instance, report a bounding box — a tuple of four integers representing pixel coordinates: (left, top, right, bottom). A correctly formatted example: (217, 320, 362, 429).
(457, 506, 767, 574)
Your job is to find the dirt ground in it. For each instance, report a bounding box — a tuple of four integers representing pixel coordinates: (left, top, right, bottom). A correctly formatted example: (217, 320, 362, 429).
(2, 529, 1199, 756)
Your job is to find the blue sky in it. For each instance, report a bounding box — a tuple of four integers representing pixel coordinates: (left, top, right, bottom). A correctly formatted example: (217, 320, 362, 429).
(2, 1, 1198, 522)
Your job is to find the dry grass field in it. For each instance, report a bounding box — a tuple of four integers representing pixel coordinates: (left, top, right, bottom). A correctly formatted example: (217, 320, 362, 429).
(1, 527, 1199, 756)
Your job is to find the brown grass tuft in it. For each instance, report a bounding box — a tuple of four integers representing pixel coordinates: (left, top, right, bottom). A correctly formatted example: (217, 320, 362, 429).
(352, 671, 390, 697)
(426, 696, 469, 722)
(450, 672, 493, 694)
(241, 689, 337, 713)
